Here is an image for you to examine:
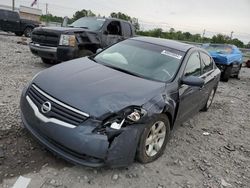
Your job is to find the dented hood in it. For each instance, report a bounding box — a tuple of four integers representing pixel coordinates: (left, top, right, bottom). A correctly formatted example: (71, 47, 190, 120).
(33, 58, 165, 117)
(33, 26, 93, 35)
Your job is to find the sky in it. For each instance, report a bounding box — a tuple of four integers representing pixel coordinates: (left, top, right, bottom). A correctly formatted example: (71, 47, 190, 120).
(1, 0, 250, 43)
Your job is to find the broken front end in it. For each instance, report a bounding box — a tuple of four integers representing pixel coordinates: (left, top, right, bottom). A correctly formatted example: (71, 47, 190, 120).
(20, 86, 153, 167)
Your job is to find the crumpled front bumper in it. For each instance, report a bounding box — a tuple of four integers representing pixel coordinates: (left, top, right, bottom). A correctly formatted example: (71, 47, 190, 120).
(29, 43, 78, 62)
(20, 87, 144, 167)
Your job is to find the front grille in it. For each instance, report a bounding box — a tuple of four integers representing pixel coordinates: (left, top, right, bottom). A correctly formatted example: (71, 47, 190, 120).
(27, 85, 88, 126)
(32, 31, 59, 47)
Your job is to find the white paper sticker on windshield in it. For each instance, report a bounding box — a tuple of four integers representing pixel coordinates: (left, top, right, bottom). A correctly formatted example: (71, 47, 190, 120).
(97, 18, 106, 21)
(161, 50, 182, 60)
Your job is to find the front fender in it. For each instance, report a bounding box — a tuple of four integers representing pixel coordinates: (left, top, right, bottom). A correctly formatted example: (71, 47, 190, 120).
(142, 94, 176, 126)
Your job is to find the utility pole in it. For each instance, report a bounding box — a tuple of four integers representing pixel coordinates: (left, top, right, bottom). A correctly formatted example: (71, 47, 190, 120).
(46, 3, 48, 15)
(202, 29, 206, 43)
(12, 0, 15, 11)
(202, 29, 206, 38)
(230, 31, 234, 39)
(46, 3, 48, 26)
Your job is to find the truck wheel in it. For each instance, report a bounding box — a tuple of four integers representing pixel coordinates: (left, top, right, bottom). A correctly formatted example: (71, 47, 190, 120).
(221, 66, 232, 82)
(136, 114, 170, 163)
(41, 58, 57, 64)
(79, 49, 94, 57)
(24, 27, 33, 37)
(15, 32, 23, 36)
(234, 64, 242, 79)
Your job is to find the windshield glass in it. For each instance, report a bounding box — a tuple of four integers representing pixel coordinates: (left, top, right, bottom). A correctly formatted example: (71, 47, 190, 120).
(69, 17, 105, 31)
(203, 44, 233, 54)
(94, 39, 184, 82)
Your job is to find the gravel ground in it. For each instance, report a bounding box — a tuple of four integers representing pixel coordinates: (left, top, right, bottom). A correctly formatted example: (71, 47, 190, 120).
(0, 34, 250, 188)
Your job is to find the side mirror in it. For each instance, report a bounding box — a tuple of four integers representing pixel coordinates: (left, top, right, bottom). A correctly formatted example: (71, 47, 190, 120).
(181, 76, 204, 87)
(96, 48, 102, 53)
(103, 30, 108, 35)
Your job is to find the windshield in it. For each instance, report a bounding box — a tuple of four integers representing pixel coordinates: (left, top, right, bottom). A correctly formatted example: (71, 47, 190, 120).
(203, 44, 233, 54)
(94, 39, 184, 82)
(69, 17, 105, 31)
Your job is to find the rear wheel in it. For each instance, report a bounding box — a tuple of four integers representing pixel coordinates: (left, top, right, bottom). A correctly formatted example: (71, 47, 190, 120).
(137, 114, 170, 163)
(24, 27, 33, 37)
(41, 58, 57, 64)
(201, 88, 216, 111)
(234, 64, 242, 79)
(221, 66, 232, 82)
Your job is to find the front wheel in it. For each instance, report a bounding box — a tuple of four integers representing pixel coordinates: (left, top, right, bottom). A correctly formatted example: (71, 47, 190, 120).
(24, 27, 33, 37)
(41, 58, 57, 64)
(78, 49, 94, 57)
(136, 114, 170, 163)
(15, 32, 23, 36)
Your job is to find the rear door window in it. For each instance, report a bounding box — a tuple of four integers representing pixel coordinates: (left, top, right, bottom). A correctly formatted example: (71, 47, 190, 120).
(184, 51, 201, 77)
(7, 11, 19, 21)
(200, 52, 214, 74)
(122, 22, 132, 37)
(0, 10, 5, 20)
(0, 10, 7, 19)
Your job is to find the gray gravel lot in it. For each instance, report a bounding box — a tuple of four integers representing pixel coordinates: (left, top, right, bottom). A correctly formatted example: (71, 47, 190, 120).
(0, 34, 250, 188)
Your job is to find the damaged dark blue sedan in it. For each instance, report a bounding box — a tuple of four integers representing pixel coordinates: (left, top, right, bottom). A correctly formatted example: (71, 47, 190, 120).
(20, 37, 220, 167)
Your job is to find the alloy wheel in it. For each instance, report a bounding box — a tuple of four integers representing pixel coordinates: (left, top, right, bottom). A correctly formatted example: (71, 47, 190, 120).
(206, 89, 215, 108)
(145, 121, 166, 157)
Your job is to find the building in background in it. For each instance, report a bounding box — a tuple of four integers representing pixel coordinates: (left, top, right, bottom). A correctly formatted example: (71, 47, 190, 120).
(19, 6, 42, 21)
(0, 4, 42, 22)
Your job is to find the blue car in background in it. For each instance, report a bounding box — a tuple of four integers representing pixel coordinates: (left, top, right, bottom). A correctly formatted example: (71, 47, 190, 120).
(202, 44, 243, 81)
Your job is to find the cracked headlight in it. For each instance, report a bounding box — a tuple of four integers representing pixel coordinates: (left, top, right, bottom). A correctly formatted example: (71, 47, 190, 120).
(127, 108, 147, 122)
(59, 34, 76, 47)
(106, 108, 147, 130)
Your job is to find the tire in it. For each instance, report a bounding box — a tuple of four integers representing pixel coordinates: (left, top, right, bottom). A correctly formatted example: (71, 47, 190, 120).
(24, 27, 33, 37)
(78, 49, 94, 57)
(234, 64, 242, 79)
(221, 66, 232, 82)
(136, 114, 170, 163)
(41, 58, 57, 64)
(15, 32, 23, 36)
(201, 88, 216, 112)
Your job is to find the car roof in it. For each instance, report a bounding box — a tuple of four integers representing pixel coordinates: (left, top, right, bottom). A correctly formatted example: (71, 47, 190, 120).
(131, 36, 195, 52)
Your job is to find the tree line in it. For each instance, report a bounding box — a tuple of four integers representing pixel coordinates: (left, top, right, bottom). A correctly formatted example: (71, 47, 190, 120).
(40, 10, 250, 48)
(40, 10, 140, 31)
(138, 28, 250, 48)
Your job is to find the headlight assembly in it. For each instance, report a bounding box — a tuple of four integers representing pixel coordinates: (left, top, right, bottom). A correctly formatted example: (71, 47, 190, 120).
(104, 107, 147, 130)
(59, 34, 76, 47)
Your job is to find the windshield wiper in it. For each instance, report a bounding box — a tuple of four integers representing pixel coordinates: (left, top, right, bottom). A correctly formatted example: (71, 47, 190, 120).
(88, 56, 97, 62)
(67, 25, 88, 29)
(78, 26, 89, 29)
(102, 64, 144, 78)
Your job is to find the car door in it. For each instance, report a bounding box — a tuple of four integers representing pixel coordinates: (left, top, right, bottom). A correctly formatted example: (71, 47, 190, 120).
(5, 11, 20, 32)
(101, 20, 123, 47)
(0, 10, 8, 31)
(121, 22, 133, 40)
(176, 51, 204, 123)
(199, 51, 217, 108)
